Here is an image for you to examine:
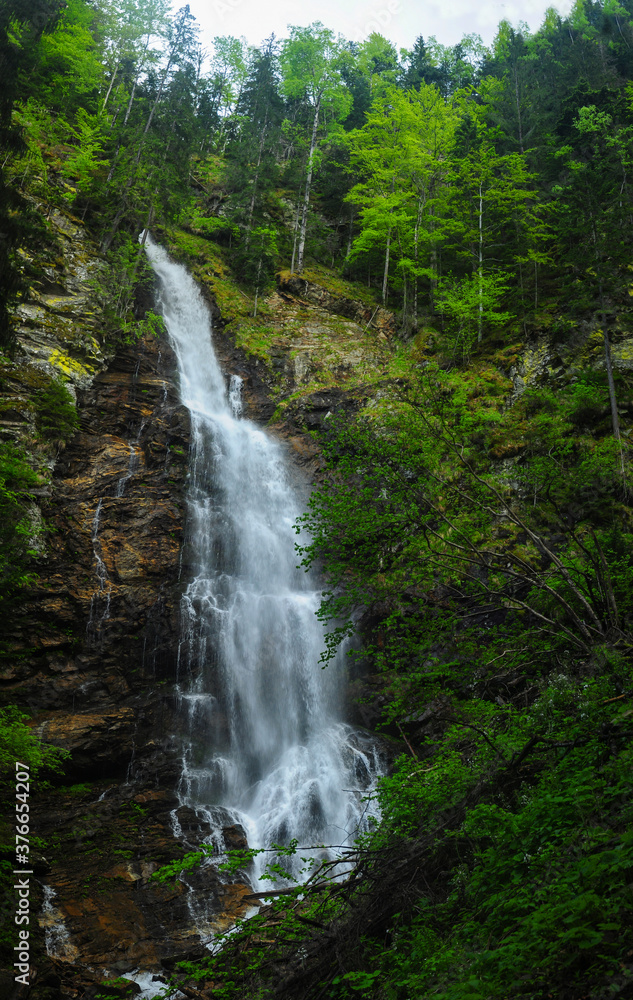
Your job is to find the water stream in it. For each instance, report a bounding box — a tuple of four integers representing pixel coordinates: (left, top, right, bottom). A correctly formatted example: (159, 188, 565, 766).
(39, 885, 79, 962)
(86, 498, 111, 646)
(144, 237, 381, 891)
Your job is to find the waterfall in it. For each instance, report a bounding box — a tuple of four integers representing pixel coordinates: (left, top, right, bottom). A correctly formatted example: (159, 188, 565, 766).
(40, 885, 79, 962)
(86, 498, 111, 646)
(144, 237, 381, 891)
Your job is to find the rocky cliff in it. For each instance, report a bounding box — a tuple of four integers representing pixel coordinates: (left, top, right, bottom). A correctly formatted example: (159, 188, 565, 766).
(0, 214, 402, 999)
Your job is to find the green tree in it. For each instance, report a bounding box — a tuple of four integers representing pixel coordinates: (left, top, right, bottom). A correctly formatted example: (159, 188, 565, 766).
(103, 3, 201, 247)
(0, 0, 64, 349)
(223, 38, 284, 241)
(345, 84, 458, 312)
(436, 271, 512, 362)
(445, 110, 544, 340)
(98, 0, 171, 115)
(201, 35, 250, 150)
(60, 107, 109, 209)
(299, 373, 632, 684)
(354, 32, 400, 96)
(552, 98, 633, 467)
(280, 22, 352, 273)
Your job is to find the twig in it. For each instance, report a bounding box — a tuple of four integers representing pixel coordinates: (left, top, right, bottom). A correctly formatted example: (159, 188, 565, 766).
(434, 717, 508, 762)
(396, 721, 419, 759)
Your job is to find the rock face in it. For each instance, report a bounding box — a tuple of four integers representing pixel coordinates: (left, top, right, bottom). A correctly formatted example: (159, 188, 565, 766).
(1, 326, 245, 994)
(0, 215, 263, 997)
(5, 331, 188, 723)
(278, 272, 395, 337)
(0, 220, 395, 998)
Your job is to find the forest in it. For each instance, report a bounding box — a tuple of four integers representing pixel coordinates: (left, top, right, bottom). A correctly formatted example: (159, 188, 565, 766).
(2, 0, 633, 998)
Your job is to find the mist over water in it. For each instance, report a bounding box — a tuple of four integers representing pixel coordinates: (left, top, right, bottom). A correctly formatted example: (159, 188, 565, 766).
(144, 237, 381, 887)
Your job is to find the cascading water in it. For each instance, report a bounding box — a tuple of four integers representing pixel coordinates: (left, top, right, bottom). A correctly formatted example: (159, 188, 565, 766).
(39, 885, 79, 962)
(144, 237, 382, 897)
(86, 499, 111, 646)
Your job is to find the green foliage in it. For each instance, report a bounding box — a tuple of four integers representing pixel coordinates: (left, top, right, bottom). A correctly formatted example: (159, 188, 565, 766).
(92, 234, 159, 341)
(60, 107, 109, 200)
(0, 440, 39, 601)
(299, 362, 632, 698)
(0, 705, 68, 779)
(436, 271, 512, 362)
(33, 376, 79, 444)
(361, 738, 633, 1000)
(31, 0, 104, 114)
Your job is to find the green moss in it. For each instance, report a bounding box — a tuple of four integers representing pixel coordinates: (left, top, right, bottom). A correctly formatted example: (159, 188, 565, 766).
(60, 783, 93, 797)
(166, 227, 228, 280)
(279, 265, 379, 308)
(211, 276, 252, 320)
(229, 320, 277, 360)
(48, 347, 94, 380)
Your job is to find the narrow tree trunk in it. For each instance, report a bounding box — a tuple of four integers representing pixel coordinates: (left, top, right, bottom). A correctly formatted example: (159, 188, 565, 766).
(102, 29, 183, 252)
(427, 196, 438, 313)
(478, 181, 483, 344)
(108, 80, 126, 130)
(514, 66, 524, 154)
(382, 228, 391, 306)
(296, 100, 320, 274)
(123, 78, 138, 127)
(290, 200, 301, 274)
(253, 258, 262, 317)
(534, 260, 538, 310)
(600, 284, 626, 486)
(122, 34, 152, 128)
(413, 198, 420, 318)
(103, 63, 120, 111)
(245, 115, 268, 247)
(402, 275, 407, 329)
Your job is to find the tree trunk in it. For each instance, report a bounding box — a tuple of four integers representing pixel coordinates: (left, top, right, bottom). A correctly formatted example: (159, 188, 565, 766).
(514, 66, 524, 154)
(382, 227, 391, 306)
(296, 100, 320, 274)
(346, 210, 354, 258)
(290, 199, 301, 274)
(102, 63, 120, 111)
(600, 287, 626, 486)
(477, 181, 483, 344)
(253, 258, 262, 317)
(245, 114, 268, 247)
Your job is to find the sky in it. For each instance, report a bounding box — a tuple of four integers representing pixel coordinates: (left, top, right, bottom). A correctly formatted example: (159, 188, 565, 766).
(184, 0, 575, 54)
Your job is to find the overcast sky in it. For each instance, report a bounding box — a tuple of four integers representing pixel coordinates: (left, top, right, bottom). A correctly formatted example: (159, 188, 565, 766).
(184, 0, 574, 54)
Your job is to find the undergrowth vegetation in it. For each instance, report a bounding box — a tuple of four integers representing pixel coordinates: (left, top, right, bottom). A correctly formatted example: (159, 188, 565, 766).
(154, 356, 633, 1000)
(0, 706, 68, 964)
(0, 440, 40, 602)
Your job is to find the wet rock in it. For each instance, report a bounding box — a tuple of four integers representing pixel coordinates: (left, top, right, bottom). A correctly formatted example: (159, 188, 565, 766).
(222, 824, 248, 851)
(40, 708, 135, 770)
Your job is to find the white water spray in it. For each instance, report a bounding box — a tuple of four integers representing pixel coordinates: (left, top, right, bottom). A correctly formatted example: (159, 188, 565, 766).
(86, 498, 111, 646)
(144, 237, 381, 891)
(40, 885, 79, 962)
